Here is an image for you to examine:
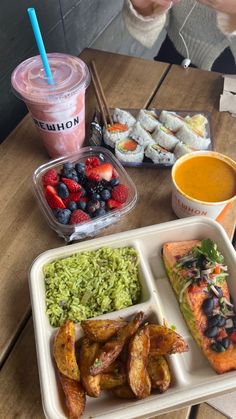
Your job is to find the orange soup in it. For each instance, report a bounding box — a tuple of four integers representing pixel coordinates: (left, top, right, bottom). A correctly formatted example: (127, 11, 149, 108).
(174, 155, 236, 202)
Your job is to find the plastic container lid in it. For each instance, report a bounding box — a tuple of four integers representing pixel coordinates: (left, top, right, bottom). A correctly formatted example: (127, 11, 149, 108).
(11, 53, 90, 104)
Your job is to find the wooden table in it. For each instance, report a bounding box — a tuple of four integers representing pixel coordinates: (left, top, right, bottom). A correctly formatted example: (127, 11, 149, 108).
(0, 48, 235, 419)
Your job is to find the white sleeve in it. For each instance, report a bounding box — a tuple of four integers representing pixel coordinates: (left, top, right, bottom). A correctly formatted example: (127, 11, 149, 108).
(217, 12, 236, 37)
(122, 0, 168, 48)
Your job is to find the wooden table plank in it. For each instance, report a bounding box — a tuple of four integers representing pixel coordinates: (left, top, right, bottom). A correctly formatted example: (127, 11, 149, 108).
(148, 64, 236, 238)
(195, 403, 228, 419)
(0, 49, 169, 364)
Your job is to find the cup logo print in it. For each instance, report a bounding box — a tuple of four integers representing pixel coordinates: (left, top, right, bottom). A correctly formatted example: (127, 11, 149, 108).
(33, 112, 82, 133)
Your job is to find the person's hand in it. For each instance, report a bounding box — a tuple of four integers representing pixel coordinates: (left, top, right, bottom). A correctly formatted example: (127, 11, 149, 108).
(130, 0, 180, 17)
(198, 0, 236, 15)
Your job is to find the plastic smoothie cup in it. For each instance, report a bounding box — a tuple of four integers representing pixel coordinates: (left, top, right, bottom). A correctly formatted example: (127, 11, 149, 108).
(11, 53, 90, 158)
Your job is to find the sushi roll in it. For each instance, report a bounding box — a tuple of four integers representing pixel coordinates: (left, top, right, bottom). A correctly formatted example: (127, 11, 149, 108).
(174, 142, 193, 159)
(152, 125, 179, 151)
(145, 143, 175, 165)
(185, 113, 208, 137)
(115, 138, 144, 163)
(137, 109, 161, 132)
(159, 110, 185, 132)
(103, 123, 130, 148)
(176, 124, 211, 150)
(130, 122, 154, 147)
(113, 108, 136, 128)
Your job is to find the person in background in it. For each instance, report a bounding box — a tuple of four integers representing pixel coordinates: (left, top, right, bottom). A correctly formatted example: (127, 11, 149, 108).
(123, 0, 236, 73)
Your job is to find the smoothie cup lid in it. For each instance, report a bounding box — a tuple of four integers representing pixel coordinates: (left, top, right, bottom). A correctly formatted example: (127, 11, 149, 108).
(11, 53, 90, 104)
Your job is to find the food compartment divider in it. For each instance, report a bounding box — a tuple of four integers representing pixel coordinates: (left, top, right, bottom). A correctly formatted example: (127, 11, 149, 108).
(29, 217, 236, 419)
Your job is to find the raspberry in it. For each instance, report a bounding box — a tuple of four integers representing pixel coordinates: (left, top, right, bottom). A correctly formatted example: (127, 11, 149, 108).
(61, 178, 81, 192)
(111, 184, 129, 203)
(85, 157, 101, 169)
(69, 209, 91, 225)
(42, 169, 59, 187)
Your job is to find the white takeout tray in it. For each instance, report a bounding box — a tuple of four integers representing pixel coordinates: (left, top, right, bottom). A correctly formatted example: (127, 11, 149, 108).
(29, 217, 236, 419)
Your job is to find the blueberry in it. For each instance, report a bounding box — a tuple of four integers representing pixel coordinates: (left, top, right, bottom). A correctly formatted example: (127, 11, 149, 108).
(61, 169, 78, 181)
(110, 178, 120, 187)
(80, 187, 86, 197)
(57, 182, 69, 199)
(100, 200, 106, 209)
(75, 162, 86, 173)
(63, 162, 74, 171)
(94, 208, 106, 217)
(67, 201, 77, 211)
(91, 193, 101, 201)
(101, 189, 111, 201)
(54, 209, 71, 225)
(77, 200, 87, 211)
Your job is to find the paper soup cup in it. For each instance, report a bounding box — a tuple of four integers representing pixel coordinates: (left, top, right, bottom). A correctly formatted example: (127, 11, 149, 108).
(171, 151, 236, 223)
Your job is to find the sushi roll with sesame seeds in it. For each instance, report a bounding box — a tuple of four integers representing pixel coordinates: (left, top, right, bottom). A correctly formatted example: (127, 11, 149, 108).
(115, 138, 144, 163)
(152, 125, 179, 151)
(129, 121, 155, 148)
(174, 142, 193, 159)
(113, 108, 136, 128)
(176, 124, 211, 150)
(145, 143, 175, 165)
(159, 110, 185, 132)
(103, 122, 130, 148)
(137, 109, 161, 132)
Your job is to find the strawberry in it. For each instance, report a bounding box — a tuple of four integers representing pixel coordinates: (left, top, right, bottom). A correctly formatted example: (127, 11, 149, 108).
(42, 169, 59, 187)
(111, 184, 129, 203)
(61, 178, 81, 192)
(106, 199, 123, 209)
(69, 209, 91, 225)
(85, 157, 101, 169)
(45, 185, 66, 209)
(86, 163, 113, 182)
(112, 168, 118, 179)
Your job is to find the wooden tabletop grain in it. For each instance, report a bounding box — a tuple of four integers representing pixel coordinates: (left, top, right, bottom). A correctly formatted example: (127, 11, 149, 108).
(0, 48, 235, 419)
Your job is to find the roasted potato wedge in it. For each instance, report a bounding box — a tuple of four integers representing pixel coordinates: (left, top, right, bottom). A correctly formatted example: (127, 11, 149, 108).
(147, 354, 171, 392)
(90, 312, 144, 376)
(79, 338, 101, 397)
(112, 385, 136, 399)
(102, 359, 124, 374)
(127, 325, 151, 399)
(81, 319, 127, 342)
(148, 325, 188, 355)
(53, 320, 80, 381)
(59, 373, 86, 419)
(100, 372, 127, 390)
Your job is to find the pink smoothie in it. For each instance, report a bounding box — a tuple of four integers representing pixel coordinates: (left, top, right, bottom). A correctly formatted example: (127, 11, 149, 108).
(11, 53, 90, 158)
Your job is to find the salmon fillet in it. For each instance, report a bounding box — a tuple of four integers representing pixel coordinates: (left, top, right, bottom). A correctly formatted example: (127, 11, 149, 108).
(163, 240, 236, 374)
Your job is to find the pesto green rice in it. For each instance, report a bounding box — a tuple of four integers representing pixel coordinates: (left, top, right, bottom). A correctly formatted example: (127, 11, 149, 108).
(44, 247, 141, 327)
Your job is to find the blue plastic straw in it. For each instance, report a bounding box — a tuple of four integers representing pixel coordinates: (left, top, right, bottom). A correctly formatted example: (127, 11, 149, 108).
(27, 8, 54, 85)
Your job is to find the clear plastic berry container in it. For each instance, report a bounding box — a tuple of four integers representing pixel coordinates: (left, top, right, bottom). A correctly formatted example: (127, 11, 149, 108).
(32, 146, 137, 242)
